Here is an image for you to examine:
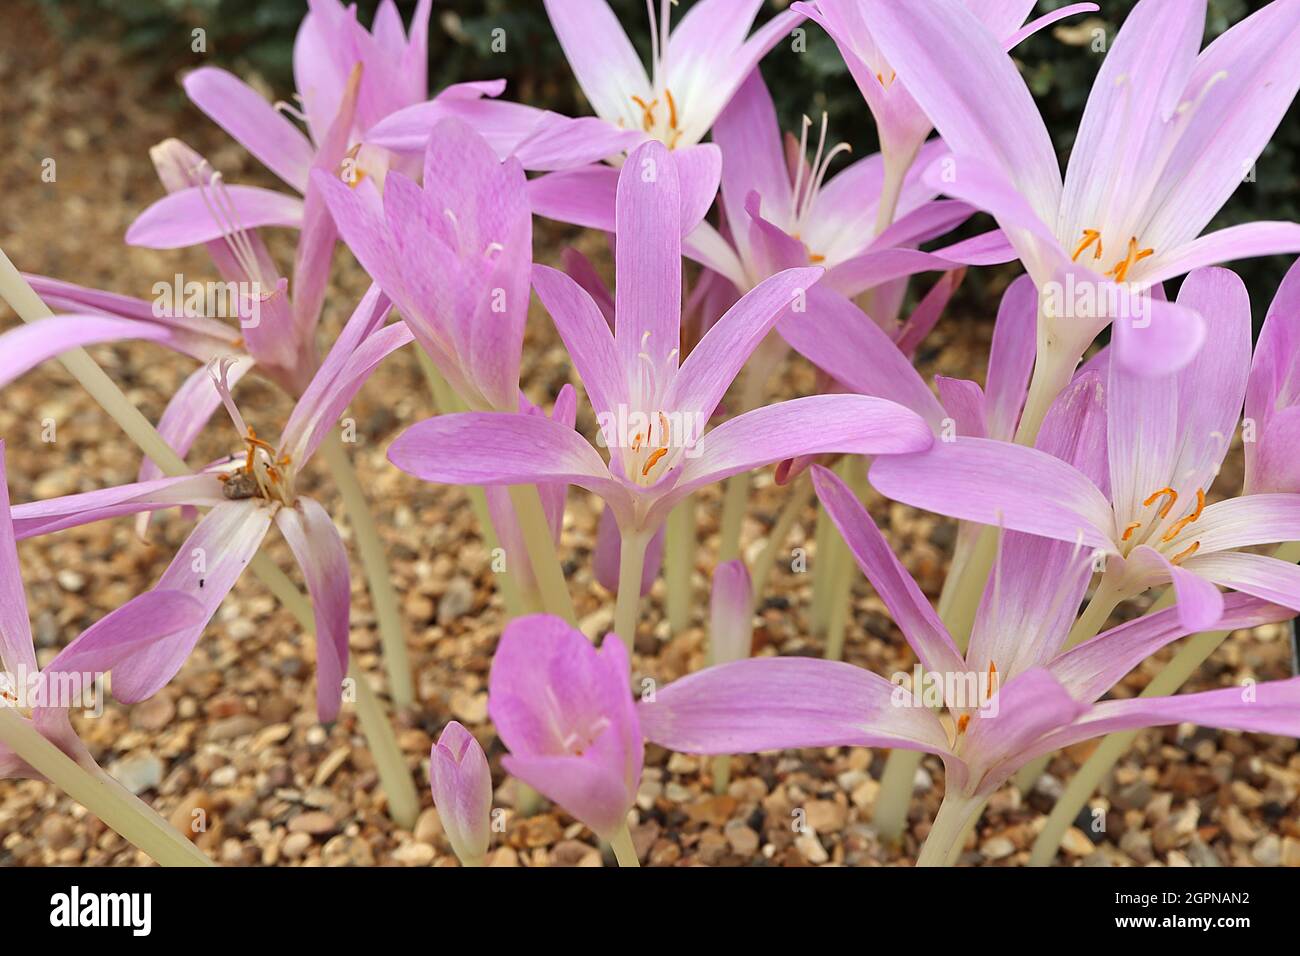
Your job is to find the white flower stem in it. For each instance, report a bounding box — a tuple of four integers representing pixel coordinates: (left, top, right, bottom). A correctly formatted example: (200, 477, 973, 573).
(1, 253, 418, 828)
(916, 791, 986, 866)
(319, 430, 413, 709)
(609, 822, 641, 867)
(665, 497, 695, 634)
(614, 529, 650, 653)
(0, 707, 212, 865)
(1028, 540, 1300, 866)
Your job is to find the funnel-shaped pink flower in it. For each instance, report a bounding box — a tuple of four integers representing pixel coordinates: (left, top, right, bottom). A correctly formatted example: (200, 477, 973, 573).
(1245, 258, 1300, 495)
(488, 615, 642, 840)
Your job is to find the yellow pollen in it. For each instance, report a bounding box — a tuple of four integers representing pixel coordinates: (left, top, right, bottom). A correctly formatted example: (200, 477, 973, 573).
(643, 447, 668, 476)
(1161, 488, 1206, 542)
(1104, 236, 1154, 283)
(1071, 228, 1103, 262)
(1143, 487, 1178, 519)
(1170, 540, 1200, 565)
(1121, 521, 1142, 541)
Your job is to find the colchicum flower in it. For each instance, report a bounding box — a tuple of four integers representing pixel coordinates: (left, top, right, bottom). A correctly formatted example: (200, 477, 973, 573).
(386, 141, 933, 547)
(488, 615, 642, 841)
(639, 463, 1300, 863)
(6, 288, 411, 722)
(869, 268, 1300, 632)
(429, 721, 493, 867)
(1244, 258, 1300, 495)
(857, 0, 1300, 394)
(0, 441, 206, 778)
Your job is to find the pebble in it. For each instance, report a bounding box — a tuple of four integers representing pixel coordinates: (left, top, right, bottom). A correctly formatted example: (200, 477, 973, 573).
(414, 808, 443, 844)
(795, 833, 829, 864)
(804, 799, 847, 833)
(724, 820, 760, 855)
(980, 836, 1015, 861)
(437, 578, 475, 624)
(130, 694, 175, 731)
(393, 841, 436, 866)
(56, 569, 85, 592)
(1251, 834, 1281, 867)
(288, 812, 339, 837)
(1060, 827, 1095, 857)
(110, 753, 164, 795)
(282, 832, 313, 859)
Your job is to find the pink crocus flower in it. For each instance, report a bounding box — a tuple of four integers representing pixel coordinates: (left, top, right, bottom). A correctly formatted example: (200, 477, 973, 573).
(857, 0, 1300, 383)
(869, 268, 1300, 632)
(488, 614, 642, 841)
(314, 119, 532, 414)
(6, 288, 412, 722)
(542, 0, 804, 154)
(639, 464, 1300, 862)
(794, 0, 1099, 186)
(1244, 258, 1300, 496)
(696, 70, 1011, 299)
(429, 721, 493, 867)
(0, 442, 206, 778)
(385, 141, 933, 548)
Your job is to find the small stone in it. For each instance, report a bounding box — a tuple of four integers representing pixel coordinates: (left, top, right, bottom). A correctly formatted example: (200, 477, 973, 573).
(282, 832, 312, 859)
(437, 578, 475, 624)
(130, 694, 175, 731)
(414, 808, 443, 844)
(313, 747, 351, 787)
(795, 833, 829, 864)
(288, 811, 339, 837)
(449, 690, 488, 724)
(110, 753, 164, 795)
(686, 794, 737, 827)
(980, 836, 1015, 861)
(1281, 837, 1300, 868)
(1111, 780, 1153, 812)
(552, 839, 602, 867)
(56, 570, 85, 592)
(393, 842, 435, 866)
(724, 820, 760, 856)
(209, 765, 238, 787)
(804, 799, 847, 833)
(1252, 834, 1281, 867)
(205, 715, 263, 741)
(168, 791, 212, 841)
(1060, 827, 1095, 857)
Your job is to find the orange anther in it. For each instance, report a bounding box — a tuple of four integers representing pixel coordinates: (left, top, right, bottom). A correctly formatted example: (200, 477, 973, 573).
(642, 447, 668, 476)
(1121, 521, 1142, 541)
(1169, 540, 1200, 565)
(1162, 488, 1206, 542)
(957, 714, 971, 734)
(1071, 228, 1103, 262)
(665, 88, 679, 131)
(1143, 487, 1178, 519)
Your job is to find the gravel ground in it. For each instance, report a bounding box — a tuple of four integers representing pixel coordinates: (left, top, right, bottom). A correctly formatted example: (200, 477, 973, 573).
(1, 6, 1297, 867)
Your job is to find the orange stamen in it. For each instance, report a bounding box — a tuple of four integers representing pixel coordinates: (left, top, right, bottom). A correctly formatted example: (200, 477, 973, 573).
(665, 88, 679, 131)
(1071, 228, 1103, 262)
(809, 252, 826, 263)
(1169, 540, 1200, 565)
(1105, 236, 1154, 282)
(1162, 488, 1206, 542)
(642, 447, 668, 476)
(631, 95, 657, 132)
(1143, 487, 1178, 519)
(957, 714, 971, 734)
(1121, 521, 1142, 541)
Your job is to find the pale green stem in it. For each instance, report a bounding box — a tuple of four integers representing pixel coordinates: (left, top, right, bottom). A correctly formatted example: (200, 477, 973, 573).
(507, 484, 577, 624)
(717, 474, 750, 563)
(1, 251, 419, 828)
(916, 791, 986, 867)
(749, 476, 814, 609)
(823, 458, 867, 662)
(809, 496, 838, 636)
(463, 484, 528, 617)
(711, 755, 732, 796)
(319, 430, 413, 709)
(614, 529, 650, 653)
(609, 822, 641, 867)
(873, 750, 924, 844)
(665, 498, 695, 634)
(874, 150, 910, 238)
(1013, 334, 1078, 448)
(1028, 540, 1300, 867)
(0, 708, 212, 866)
(1012, 578, 1125, 793)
